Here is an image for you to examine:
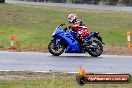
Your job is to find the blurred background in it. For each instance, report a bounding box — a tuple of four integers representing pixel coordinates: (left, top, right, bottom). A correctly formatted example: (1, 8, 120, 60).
(20, 0, 132, 6)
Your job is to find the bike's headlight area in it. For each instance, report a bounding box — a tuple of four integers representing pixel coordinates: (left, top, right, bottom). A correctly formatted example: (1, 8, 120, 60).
(52, 31, 55, 36)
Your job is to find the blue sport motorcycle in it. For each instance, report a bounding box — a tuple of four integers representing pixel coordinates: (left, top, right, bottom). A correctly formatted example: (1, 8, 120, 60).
(48, 23, 105, 57)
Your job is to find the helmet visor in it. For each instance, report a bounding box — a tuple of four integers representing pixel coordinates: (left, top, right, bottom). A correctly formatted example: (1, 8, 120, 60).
(68, 18, 72, 23)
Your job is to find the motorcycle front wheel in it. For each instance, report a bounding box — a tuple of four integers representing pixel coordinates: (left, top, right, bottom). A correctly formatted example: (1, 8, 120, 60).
(87, 40, 103, 57)
(48, 41, 65, 56)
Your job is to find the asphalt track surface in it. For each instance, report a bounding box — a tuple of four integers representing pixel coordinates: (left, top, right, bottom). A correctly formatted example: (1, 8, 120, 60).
(0, 51, 132, 73)
(6, 0, 132, 12)
(3, 1, 132, 73)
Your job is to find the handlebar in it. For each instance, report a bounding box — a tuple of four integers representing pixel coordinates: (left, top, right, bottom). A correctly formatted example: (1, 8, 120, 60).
(57, 23, 65, 28)
(57, 23, 72, 32)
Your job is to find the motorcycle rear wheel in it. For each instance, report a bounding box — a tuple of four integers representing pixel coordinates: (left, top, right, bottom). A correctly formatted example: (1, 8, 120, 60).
(48, 41, 65, 56)
(88, 40, 103, 57)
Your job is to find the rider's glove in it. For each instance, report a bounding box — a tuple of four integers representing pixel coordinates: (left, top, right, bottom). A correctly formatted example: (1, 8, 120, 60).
(64, 27, 68, 31)
(68, 26, 71, 29)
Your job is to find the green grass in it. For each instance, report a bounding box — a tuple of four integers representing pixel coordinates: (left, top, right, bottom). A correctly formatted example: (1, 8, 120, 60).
(0, 3, 132, 49)
(0, 78, 131, 88)
(0, 72, 131, 88)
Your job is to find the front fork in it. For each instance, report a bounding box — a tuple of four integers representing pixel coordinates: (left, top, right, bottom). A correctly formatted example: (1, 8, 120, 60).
(51, 38, 61, 45)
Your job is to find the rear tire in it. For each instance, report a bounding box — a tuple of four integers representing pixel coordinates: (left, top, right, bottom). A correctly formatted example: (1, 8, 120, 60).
(48, 41, 65, 56)
(88, 40, 103, 57)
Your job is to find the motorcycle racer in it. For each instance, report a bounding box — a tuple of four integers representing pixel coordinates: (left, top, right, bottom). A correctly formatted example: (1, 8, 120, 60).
(48, 23, 104, 57)
(67, 14, 89, 40)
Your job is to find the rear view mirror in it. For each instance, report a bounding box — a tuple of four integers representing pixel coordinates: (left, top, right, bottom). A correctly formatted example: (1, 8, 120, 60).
(60, 23, 65, 26)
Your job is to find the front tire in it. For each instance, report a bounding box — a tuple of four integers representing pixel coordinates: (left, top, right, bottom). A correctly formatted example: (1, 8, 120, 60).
(48, 41, 65, 56)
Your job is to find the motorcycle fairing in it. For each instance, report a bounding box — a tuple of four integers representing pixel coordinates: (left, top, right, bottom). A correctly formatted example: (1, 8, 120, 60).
(52, 28, 81, 53)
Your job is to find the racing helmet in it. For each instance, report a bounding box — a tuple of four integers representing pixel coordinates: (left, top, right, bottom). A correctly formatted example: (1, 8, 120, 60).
(68, 14, 77, 23)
